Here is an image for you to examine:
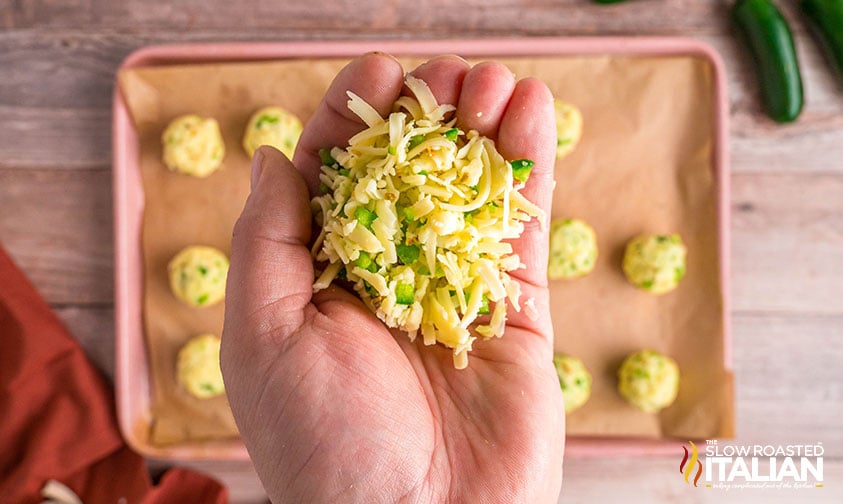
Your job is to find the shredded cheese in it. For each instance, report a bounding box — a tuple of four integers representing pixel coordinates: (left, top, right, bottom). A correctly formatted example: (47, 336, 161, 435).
(311, 76, 544, 368)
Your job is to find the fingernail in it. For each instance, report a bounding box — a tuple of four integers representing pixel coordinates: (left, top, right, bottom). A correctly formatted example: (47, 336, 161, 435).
(250, 148, 265, 191)
(364, 50, 399, 62)
(432, 54, 468, 65)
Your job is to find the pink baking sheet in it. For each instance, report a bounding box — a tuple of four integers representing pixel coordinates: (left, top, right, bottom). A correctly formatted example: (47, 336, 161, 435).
(113, 38, 731, 461)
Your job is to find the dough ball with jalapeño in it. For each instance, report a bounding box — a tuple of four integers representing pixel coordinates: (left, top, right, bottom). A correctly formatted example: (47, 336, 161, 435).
(168, 245, 229, 307)
(553, 99, 583, 159)
(617, 349, 680, 413)
(311, 76, 545, 369)
(622, 233, 687, 294)
(177, 334, 225, 399)
(553, 353, 592, 413)
(242, 106, 303, 160)
(547, 218, 598, 279)
(161, 114, 225, 177)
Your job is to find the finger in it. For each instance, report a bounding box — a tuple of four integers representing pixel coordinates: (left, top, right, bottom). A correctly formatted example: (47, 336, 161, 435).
(223, 146, 314, 355)
(456, 61, 516, 138)
(497, 78, 556, 291)
(406, 55, 470, 107)
(294, 53, 405, 195)
(500, 280, 553, 350)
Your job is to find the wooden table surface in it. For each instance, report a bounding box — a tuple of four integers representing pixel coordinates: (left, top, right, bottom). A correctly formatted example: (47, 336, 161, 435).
(1, 0, 841, 502)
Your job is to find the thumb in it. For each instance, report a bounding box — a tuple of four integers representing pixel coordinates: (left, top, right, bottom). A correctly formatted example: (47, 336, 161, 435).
(222, 146, 314, 358)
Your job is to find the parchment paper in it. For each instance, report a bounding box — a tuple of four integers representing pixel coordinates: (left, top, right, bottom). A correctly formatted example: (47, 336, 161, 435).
(517, 56, 735, 440)
(118, 54, 733, 446)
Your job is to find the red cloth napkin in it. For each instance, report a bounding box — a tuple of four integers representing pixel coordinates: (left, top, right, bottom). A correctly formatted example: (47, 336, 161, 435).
(0, 246, 228, 503)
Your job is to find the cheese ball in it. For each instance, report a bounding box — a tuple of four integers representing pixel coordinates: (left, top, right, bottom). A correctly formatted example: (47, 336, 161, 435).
(553, 354, 592, 413)
(161, 115, 225, 177)
(167, 245, 229, 307)
(622, 234, 687, 294)
(177, 334, 225, 398)
(554, 99, 583, 159)
(548, 218, 598, 279)
(242, 106, 303, 160)
(617, 349, 680, 413)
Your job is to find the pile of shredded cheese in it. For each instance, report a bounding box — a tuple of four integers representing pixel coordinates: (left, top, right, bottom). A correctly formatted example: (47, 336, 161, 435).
(311, 76, 544, 368)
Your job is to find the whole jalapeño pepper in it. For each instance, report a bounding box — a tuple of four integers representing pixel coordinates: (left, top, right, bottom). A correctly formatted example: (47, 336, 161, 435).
(732, 0, 804, 123)
(800, 0, 843, 81)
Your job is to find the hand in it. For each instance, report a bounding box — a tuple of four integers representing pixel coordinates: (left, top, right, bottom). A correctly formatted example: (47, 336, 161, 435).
(221, 53, 565, 503)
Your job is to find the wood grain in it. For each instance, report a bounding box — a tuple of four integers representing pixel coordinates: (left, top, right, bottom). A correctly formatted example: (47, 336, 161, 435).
(2, 31, 843, 171)
(560, 456, 841, 504)
(55, 305, 114, 382)
(172, 461, 266, 504)
(3, 0, 736, 34)
(0, 168, 113, 304)
(732, 314, 843, 454)
(731, 174, 843, 314)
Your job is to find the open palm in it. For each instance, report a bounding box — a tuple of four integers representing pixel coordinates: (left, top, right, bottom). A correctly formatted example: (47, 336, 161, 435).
(221, 54, 565, 503)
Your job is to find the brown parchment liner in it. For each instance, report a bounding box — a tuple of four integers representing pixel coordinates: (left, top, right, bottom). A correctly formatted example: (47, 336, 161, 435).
(118, 54, 733, 446)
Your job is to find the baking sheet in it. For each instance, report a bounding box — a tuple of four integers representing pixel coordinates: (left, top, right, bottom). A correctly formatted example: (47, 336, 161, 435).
(118, 54, 732, 446)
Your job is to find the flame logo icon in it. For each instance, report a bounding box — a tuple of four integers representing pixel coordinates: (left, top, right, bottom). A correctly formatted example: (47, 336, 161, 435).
(680, 441, 703, 487)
